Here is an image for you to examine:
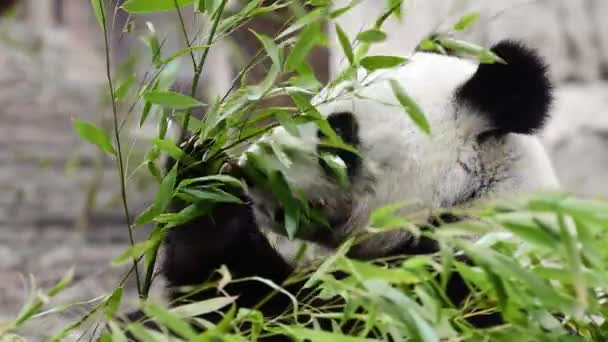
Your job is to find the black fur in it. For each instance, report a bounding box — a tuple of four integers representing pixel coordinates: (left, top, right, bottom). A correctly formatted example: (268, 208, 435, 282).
(456, 40, 553, 134)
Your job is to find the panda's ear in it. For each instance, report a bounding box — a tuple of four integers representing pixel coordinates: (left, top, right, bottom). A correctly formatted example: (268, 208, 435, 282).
(456, 40, 553, 134)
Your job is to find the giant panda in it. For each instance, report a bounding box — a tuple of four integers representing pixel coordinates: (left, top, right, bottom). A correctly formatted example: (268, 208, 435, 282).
(128, 40, 558, 339)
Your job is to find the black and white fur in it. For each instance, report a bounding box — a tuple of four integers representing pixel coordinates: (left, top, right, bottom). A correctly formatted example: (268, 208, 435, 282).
(130, 40, 558, 339)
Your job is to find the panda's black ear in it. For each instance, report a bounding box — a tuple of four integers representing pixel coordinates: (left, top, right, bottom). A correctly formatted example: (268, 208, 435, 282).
(456, 40, 553, 134)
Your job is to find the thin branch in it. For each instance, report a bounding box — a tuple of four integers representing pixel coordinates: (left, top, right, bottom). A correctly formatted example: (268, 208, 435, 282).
(142, 235, 162, 299)
(98, 0, 142, 296)
(180, 0, 229, 143)
(174, 0, 198, 71)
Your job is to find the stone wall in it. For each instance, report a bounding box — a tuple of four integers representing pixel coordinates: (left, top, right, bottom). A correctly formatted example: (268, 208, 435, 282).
(332, 0, 608, 83)
(0, 17, 151, 329)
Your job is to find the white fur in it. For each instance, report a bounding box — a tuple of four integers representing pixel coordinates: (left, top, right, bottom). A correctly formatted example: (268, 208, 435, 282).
(238, 52, 559, 260)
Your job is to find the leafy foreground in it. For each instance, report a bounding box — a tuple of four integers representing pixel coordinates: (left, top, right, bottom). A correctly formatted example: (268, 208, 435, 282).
(3, 194, 608, 341)
(112, 194, 608, 341)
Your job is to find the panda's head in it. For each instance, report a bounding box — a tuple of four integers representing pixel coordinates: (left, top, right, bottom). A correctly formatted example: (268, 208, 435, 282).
(238, 40, 559, 257)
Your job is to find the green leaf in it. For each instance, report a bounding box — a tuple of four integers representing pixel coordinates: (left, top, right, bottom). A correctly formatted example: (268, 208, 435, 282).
(383, 0, 402, 21)
(389, 79, 431, 135)
(134, 161, 178, 226)
(90, 0, 105, 29)
(319, 153, 349, 187)
(142, 303, 197, 339)
(285, 23, 324, 72)
(275, 111, 300, 137)
(155, 203, 211, 228)
(143, 35, 162, 67)
(122, 0, 194, 13)
(144, 226, 163, 271)
(161, 45, 210, 65)
(252, 31, 281, 68)
(267, 141, 293, 169)
(494, 213, 560, 249)
(356, 29, 387, 43)
(454, 12, 480, 32)
(72, 120, 116, 156)
(247, 64, 280, 100)
(266, 170, 300, 239)
(276, 8, 325, 40)
(460, 241, 575, 310)
(197, 0, 232, 15)
(134, 204, 158, 227)
(335, 23, 354, 64)
(336, 257, 418, 285)
(171, 296, 237, 318)
(143, 91, 204, 110)
(126, 324, 162, 342)
(139, 80, 159, 127)
(178, 188, 243, 204)
(360, 55, 407, 71)
(330, 2, 359, 18)
(47, 268, 74, 297)
(153, 139, 187, 163)
(290, 62, 322, 91)
(437, 37, 505, 64)
(418, 39, 438, 52)
(177, 175, 244, 190)
(158, 59, 181, 91)
(105, 287, 123, 319)
(112, 240, 157, 266)
(370, 202, 411, 228)
(157, 110, 169, 139)
(114, 74, 136, 101)
(108, 321, 128, 342)
(290, 93, 339, 143)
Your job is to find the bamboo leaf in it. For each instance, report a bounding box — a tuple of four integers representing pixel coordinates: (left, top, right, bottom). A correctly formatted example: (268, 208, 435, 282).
(454, 12, 480, 32)
(285, 23, 324, 72)
(390, 79, 431, 135)
(105, 287, 123, 319)
(122, 0, 194, 13)
(252, 31, 281, 68)
(335, 23, 354, 64)
(90, 0, 105, 29)
(143, 91, 204, 110)
(319, 153, 349, 187)
(72, 120, 116, 156)
(356, 29, 387, 43)
(360, 55, 407, 71)
(171, 296, 237, 318)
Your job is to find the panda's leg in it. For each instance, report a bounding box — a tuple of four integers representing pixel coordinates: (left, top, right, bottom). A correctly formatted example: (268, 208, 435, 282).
(120, 201, 299, 341)
(161, 136, 295, 308)
(162, 201, 296, 314)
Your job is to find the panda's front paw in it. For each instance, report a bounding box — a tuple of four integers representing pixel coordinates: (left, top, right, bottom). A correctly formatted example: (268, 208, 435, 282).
(169, 135, 239, 185)
(426, 212, 462, 228)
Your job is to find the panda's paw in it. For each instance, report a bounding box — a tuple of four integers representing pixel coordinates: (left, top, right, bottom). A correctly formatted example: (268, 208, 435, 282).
(171, 135, 240, 185)
(426, 212, 463, 227)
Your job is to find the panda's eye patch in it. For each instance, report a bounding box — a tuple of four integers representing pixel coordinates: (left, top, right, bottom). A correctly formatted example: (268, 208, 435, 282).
(317, 112, 361, 178)
(317, 111, 360, 145)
